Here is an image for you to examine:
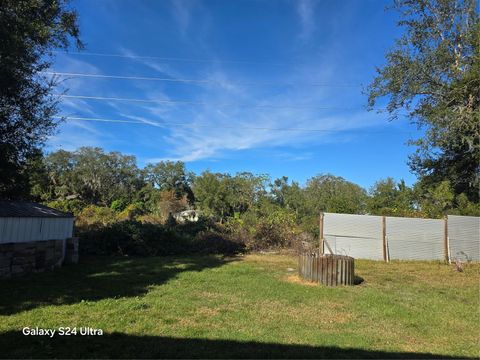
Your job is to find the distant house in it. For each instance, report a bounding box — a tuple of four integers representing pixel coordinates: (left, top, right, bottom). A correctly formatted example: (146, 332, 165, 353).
(174, 209, 200, 223)
(0, 201, 77, 278)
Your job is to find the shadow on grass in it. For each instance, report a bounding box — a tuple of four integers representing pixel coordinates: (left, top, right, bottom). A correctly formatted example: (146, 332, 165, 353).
(0, 255, 235, 315)
(354, 275, 364, 285)
(0, 331, 473, 359)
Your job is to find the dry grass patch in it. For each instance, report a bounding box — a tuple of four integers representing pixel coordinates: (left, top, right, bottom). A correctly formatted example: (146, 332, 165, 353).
(284, 274, 318, 286)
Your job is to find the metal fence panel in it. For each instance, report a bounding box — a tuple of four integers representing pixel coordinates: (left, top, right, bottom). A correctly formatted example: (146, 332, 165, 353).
(448, 215, 480, 261)
(325, 235, 383, 260)
(322, 212, 479, 261)
(324, 213, 383, 260)
(386, 217, 444, 260)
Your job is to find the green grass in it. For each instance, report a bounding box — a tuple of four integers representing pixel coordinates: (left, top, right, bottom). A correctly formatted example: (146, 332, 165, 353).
(0, 253, 478, 358)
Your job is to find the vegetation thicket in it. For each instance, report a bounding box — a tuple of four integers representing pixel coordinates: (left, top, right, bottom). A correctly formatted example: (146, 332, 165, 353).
(0, 0, 478, 256)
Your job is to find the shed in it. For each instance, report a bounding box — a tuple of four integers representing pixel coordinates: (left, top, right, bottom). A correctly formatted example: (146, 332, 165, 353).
(0, 201, 77, 278)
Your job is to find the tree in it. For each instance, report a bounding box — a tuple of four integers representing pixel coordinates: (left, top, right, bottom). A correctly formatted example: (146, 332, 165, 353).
(270, 176, 305, 216)
(144, 161, 194, 203)
(193, 171, 230, 220)
(367, 0, 479, 201)
(298, 174, 367, 235)
(40, 147, 144, 206)
(414, 180, 455, 217)
(304, 174, 367, 215)
(0, 0, 82, 199)
(367, 178, 416, 216)
(193, 171, 268, 222)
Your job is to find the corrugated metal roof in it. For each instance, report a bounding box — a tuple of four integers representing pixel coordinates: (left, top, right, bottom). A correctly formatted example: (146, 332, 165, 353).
(0, 201, 73, 218)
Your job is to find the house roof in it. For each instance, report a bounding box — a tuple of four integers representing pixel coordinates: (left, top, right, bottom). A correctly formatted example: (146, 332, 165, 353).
(0, 201, 73, 218)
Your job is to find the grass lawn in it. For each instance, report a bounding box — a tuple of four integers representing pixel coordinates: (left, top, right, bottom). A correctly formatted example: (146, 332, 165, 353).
(0, 253, 478, 359)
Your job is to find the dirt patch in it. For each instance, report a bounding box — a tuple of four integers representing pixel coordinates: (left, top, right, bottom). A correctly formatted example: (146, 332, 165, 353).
(285, 274, 318, 286)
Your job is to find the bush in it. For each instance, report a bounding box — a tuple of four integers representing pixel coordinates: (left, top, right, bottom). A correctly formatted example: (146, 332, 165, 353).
(192, 230, 245, 255)
(110, 199, 128, 213)
(76, 205, 118, 228)
(118, 203, 145, 221)
(225, 207, 299, 251)
(79, 221, 187, 256)
(79, 220, 245, 256)
(47, 199, 86, 216)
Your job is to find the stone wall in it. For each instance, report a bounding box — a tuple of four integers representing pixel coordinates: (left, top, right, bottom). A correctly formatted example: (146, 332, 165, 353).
(0, 238, 79, 278)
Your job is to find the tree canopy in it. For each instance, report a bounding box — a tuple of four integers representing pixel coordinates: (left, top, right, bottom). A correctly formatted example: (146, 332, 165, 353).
(367, 0, 479, 201)
(0, 0, 82, 199)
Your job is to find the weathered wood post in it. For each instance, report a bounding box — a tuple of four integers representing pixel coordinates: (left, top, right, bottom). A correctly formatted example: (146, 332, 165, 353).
(319, 212, 324, 255)
(382, 215, 387, 262)
(444, 215, 449, 263)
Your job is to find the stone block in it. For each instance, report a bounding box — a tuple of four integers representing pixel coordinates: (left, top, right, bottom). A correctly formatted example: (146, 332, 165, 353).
(35, 251, 46, 269)
(12, 256, 35, 266)
(13, 244, 35, 256)
(0, 254, 13, 268)
(0, 243, 14, 252)
(0, 267, 11, 278)
(54, 240, 64, 251)
(65, 237, 79, 264)
(11, 265, 27, 275)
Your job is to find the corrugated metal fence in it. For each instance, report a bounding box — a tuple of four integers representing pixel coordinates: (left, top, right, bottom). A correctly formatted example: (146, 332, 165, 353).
(323, 212, 479, 262)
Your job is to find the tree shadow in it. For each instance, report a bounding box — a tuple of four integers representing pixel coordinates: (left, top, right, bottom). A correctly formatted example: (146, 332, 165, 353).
(0, 331, 473, 359)
(0, 255, 236, 315)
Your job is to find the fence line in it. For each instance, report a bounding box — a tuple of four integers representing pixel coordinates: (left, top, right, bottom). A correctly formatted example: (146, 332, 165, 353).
(321, 212, 479, 262)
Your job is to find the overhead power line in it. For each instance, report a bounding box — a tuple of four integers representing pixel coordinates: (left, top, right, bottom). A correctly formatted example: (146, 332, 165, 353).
(54, 50, 289, 66)
(43, 71, 361, 88)
(57, 115, 411, 134)
(59, 94, 373, 111)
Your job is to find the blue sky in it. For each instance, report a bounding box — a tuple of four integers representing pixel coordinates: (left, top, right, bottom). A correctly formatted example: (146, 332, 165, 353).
(48, 0, 419, 190)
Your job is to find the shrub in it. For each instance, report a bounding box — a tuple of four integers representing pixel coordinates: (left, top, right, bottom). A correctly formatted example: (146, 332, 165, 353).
(78, 220, 244, 257)
(118, 203, 144, 221)
(137, 213, 164, 225)
(79, 221, 187, 256)
(193, 230, 245, 255)
(76, 205, 117, 228)
(174, 216, 216, 239)
(110, 199, 128, 213)
(47, 199, 86, 216)
(225, 207, 299, 251)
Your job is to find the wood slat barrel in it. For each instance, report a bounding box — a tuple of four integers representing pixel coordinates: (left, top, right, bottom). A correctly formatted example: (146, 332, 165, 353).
(298, 252, 354, 286)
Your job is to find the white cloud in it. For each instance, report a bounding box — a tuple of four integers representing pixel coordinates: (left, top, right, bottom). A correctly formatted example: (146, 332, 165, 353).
(296, 0, 317, 42)
(170, 0, 199, 37)
(47, 41, 382, 164)
(115, 64, 384, 162)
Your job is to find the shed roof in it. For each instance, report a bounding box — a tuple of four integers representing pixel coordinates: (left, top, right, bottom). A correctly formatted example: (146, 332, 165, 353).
(0, 201, 73, 218)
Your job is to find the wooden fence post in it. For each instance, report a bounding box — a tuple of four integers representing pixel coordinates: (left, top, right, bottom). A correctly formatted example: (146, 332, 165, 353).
(319, 212, 324, 255)
(382, 215, 387, 262)
(444, 215, 449, 263)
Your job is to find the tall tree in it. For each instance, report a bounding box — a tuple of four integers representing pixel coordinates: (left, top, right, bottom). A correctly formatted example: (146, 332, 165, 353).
(0, 0, 82, 199)
(41, 147, 144, 206)
(367, 0, 479, 201)
(304, 174, 368, 215)
(144, 161, 195, 203)
(367, 178, 416, 216)
(193, 171, 268, 222)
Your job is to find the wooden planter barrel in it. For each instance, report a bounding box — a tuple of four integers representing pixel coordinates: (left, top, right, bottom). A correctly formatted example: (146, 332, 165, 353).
(299, 252, 354, 286)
